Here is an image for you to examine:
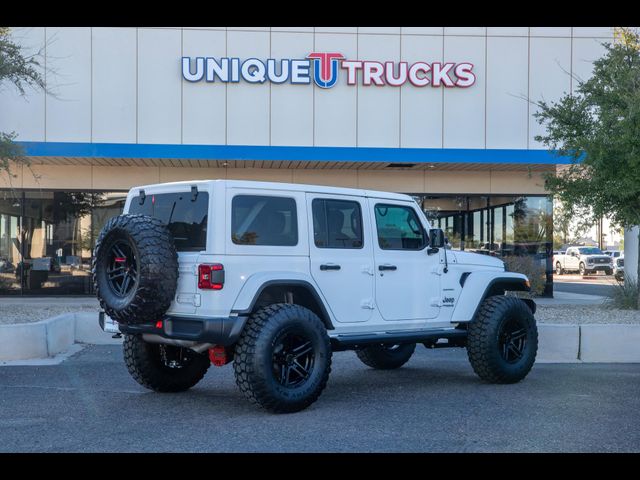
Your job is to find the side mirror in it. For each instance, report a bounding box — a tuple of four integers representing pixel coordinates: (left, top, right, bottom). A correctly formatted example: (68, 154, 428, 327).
(429, 228, 446, 249)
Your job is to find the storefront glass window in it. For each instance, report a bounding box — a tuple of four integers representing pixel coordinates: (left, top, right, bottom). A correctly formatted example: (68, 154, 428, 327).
(0, 190, 127, 295)
(417, 194, 553, 295)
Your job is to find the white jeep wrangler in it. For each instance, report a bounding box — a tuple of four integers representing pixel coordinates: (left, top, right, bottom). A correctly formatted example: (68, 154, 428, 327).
(94, 180, 538, 413)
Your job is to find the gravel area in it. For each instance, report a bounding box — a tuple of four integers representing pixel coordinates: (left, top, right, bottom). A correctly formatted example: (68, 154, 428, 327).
(536, 304, 640, 324)
(0, 305, 99, 325)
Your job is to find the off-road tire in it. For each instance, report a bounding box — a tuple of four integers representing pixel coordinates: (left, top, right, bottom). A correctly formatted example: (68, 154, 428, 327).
(467, 296, 537, 384)
(356, 343, 416, 370)
(234, 303, 332, 414)
(123, 334, 210, 392)
(93, 214, 178, 324)
(555, 262, 564, 275)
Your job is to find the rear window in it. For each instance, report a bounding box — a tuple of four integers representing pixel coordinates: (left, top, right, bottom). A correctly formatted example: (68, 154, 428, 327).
(129, 191, 209, 252)
(231, 195, 298, 246)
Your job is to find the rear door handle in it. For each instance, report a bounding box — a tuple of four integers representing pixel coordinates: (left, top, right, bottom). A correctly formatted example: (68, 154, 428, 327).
(320, 264, 341, 271)
(378, 265, 397, 271)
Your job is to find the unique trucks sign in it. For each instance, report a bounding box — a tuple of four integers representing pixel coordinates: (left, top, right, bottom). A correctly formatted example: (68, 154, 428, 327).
(182, 52, 475, 89)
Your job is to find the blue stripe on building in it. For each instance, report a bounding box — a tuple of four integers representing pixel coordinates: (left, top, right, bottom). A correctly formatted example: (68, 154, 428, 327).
(18, 142, 573, 165)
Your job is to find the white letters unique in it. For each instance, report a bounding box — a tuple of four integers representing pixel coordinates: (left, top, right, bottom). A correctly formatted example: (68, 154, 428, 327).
(267, 59, 290, 83)
(241, 59, 266, 83)
(290, 60, 311, 84)
(182, 57, 204, 82)
(206, 57, 229, 82)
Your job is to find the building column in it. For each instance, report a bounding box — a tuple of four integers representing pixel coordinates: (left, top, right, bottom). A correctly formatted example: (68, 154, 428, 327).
(624, 226, 639, 282)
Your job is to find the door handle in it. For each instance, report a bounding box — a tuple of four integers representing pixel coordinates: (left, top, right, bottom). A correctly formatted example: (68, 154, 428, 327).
(320, 264, 341, 271)
(378, 264, 397, 271)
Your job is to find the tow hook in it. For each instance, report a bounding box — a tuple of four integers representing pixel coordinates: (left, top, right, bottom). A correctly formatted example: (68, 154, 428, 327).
(209, 345, 230, 367)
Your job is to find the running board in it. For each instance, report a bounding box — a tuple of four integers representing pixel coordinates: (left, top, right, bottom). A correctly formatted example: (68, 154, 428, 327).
(330, 328, 467, 351)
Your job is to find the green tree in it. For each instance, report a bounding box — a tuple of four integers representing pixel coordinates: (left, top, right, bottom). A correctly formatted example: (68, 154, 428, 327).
(535, 27, 640, 308)
(0, 27, 46, 184)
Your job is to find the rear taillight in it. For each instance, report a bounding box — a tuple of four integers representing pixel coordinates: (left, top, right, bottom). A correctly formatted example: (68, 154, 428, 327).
(198, 263, 224, 290)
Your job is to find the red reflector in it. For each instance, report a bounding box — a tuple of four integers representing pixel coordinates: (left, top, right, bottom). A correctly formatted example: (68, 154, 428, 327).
(198, 263, 224, 290)
(209, 345, 227, 367)
(155, 320, 163, 329)
(114, 257, 126, 263)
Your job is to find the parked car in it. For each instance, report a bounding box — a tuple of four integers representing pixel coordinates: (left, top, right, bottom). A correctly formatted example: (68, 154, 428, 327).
(554, 246, 613, 276)
(613, 255, 625, 281)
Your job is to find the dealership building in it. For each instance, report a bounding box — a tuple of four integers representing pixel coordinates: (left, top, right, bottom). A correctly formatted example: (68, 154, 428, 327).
(0, 27, 616, 296)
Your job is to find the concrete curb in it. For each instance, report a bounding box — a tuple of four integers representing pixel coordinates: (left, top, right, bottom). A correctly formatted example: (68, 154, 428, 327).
(0, 312, 122, 362)
(1, 313, 639, 363)
(536, 324, 580, 363)
(580, 324, 640, 362)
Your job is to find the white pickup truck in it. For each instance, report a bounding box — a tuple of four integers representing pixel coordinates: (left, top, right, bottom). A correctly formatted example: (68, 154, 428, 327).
(554, 246, 613, 276)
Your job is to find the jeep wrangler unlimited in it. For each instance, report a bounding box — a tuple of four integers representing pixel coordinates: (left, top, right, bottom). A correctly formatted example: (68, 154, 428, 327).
(94, 180, 537, 413)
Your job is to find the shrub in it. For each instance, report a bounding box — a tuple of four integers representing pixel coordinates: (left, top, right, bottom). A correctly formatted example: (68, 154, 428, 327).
(604, 276, 639, 310)
(503, 255, 546, 297)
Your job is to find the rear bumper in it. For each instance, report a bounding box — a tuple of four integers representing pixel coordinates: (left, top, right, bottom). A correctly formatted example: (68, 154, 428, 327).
(102, 313, 248, 346)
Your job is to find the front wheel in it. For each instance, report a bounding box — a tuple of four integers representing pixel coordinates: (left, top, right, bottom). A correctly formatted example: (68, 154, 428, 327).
(579, 263, 587, 276)
(605, 268, 613, 275)
(233, 304, 332, 413)
(123, 334, 211, 392)
(555, 263, 564, 275)
(467, 296, 538, 384)
(356, 343, 416, 370)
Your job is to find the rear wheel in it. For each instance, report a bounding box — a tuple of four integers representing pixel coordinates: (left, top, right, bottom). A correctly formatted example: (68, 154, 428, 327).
(356, 343, 416, 370)
(123, 334, 210, 392)
(467, 296, 538, 384)
(234, 304, 332, 413)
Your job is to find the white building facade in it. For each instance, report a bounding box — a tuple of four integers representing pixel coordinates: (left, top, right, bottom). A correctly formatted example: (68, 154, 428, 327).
(0, 27, 615, 295)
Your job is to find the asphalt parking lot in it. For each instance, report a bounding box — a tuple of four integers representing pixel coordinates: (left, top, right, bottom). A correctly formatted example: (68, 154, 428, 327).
(1, 344, 639, 453)
(553, 273, 617, 297)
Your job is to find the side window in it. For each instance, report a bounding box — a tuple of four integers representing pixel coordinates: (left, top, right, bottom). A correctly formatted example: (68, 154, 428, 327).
(231, 195, 298, 246)
(374, 204, 426, 250)
(312, 198, 363, 249)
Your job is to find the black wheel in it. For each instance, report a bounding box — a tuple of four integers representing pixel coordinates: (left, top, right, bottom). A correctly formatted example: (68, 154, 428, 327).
(233, 303, 332, 413)
(92, 214, 178, 324)
(605, 268, 613, 275)
(356, 343, 416, 370)
(555, 262, 564, 275)
(123, 334, 210, 392)
(467, 296, 538, 384)
(579, 263, 587, 276)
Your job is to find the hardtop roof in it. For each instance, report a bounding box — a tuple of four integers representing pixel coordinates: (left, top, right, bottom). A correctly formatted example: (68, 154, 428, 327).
(130, 179, 415, 202)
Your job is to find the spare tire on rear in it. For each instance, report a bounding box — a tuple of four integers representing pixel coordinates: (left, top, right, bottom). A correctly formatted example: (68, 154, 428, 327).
(92, 214, 178, 325)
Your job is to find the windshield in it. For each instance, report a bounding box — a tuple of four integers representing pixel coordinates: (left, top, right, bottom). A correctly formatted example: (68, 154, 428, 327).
(578, 247, 603, 255)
